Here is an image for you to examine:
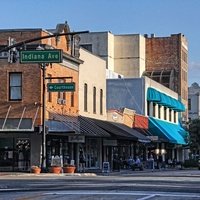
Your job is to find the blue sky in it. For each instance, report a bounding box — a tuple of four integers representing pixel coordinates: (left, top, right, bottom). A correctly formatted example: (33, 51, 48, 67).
(1, 0, 200, 85)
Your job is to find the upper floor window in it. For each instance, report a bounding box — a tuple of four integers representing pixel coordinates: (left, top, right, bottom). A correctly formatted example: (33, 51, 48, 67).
(174, 111, 177, 123)
(169, 109, 172, 121)
(93, 87, 96, 114)
(100, 89, 103, 115)
(153, 103, 156, 117)
(58, 79, 66, 101)
(182, 50, 188, 63)
(71, 92, 74, 107)
(188, 98, 191, 110)
(9, 72, 22, 101)
(158, 105, 161, 119)
(80, 44, 92, 53)
(84, 83, 88, 112)
(164, 107, 167, 120)
(147, 101, 150, 116)
(47, 74, 52, 102)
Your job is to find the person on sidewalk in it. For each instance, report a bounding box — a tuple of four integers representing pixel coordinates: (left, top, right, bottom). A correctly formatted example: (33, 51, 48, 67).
(149, 154, 154, 172)
(79, 149, 86, 172)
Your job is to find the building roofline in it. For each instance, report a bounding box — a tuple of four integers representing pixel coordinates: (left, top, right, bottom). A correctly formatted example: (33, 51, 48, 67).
(0, 28, 42, 32)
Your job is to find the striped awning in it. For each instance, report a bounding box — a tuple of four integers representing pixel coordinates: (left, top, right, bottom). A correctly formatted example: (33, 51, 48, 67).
(147, 87, 185, 112)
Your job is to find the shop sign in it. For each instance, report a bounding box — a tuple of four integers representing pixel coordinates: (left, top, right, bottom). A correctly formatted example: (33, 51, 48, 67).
(103, 139, 117, 146)
(68, 135, 85, 143)
(102, 162, 110, 174)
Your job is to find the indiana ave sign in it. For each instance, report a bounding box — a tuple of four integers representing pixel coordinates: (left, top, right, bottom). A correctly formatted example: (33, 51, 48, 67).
(47, 82, 75, 92)
(20, 49, 63, 63)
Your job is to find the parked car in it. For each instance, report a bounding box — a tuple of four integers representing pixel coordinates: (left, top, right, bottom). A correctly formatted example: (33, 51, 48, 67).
(198, 158, 200, 170)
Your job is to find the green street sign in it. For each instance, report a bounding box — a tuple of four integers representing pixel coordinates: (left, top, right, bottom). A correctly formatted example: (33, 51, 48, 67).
(47, 82, 75, 92)
(20, 49, 63, 63)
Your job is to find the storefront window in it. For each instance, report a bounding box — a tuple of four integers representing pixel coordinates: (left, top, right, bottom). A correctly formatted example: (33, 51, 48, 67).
(46, 137, 70, 167)
(0, 137, 30, 172)
(85, 138, 101, 168)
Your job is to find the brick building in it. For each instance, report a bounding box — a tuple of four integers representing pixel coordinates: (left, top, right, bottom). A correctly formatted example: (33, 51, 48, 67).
(0, 23, 82, 171)
(145, 34, 188, 121)
(79, 32, 188, 122)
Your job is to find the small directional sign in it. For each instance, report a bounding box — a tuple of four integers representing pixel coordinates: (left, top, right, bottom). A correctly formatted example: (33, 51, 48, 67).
(47, 82, 75, 92)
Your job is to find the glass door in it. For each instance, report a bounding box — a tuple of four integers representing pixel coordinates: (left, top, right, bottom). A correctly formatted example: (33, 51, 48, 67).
(86, 138, 100, 169)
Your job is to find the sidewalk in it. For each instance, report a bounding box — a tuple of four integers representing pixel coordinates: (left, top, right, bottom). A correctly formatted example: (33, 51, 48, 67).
(0, 168, 199, 177)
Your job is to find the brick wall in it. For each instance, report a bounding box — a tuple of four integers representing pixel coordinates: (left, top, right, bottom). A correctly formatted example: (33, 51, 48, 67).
(146, 35, 179, 71)
(0, 29, 78, 127)
(145, 34, 188, 120)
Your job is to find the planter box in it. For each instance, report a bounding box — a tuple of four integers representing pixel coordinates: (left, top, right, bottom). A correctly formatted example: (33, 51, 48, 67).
(31, 167, 41, 174)
(50, 166, 62, 174)
(63, 166, 76, 173)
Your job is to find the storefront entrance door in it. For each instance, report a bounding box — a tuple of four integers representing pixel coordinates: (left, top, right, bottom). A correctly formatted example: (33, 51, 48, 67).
(85, 138, 101, 169)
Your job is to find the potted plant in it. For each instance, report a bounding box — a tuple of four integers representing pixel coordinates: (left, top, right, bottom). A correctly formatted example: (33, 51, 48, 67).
(31, 166, 41, 174)
(63, 164, 76, 173)
(50, 165, 62, 174)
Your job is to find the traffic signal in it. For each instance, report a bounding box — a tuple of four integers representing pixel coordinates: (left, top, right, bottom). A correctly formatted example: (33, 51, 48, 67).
(7, 37, 18, 63)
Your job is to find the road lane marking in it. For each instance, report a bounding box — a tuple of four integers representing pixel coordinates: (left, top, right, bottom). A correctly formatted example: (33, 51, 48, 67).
(44, 191, 200, 198)
(137, 194, 155, 200)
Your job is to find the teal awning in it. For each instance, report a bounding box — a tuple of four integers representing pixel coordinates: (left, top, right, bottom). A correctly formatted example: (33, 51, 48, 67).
(148, 117, 187, 145)
(147, 87, 185, 112)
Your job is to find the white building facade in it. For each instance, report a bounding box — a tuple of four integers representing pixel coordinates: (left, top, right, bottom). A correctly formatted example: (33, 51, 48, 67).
(188, 82, 200, 121)
(79, 48, 107, 120)
(107, 76, 188, 163)
(79, 32, 146, 78)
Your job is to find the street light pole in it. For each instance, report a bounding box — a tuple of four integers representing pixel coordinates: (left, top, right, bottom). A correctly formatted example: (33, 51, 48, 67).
(41, 63, 46, 171)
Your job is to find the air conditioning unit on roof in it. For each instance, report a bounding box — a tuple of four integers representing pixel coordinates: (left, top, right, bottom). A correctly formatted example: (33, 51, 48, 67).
(57, 98, 62, 104)
(62, 99, 66, 104)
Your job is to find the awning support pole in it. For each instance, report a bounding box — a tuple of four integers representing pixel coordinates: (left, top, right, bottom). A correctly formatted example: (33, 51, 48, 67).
(32, 105, 40, 129)
(2, 105, 11, 129)
(17, 107, 26, 129)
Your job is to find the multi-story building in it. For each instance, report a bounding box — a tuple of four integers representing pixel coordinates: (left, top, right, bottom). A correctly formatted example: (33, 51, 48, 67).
(188, 82, 200, 121)
(79, 32, 146, 78)
(79, 32, 188, 121)
(145, 34, 188, 121)
(0, 23, 150, 172)
(78, 47, 107, 120)
(0, 23, 83, 171)
(106, 76, 188, 163)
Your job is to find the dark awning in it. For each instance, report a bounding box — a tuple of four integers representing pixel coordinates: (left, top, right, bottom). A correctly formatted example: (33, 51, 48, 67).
(111, 122, 150, 143)
(91, 118, 150, 143)
(46, 111, 110, 137)
(78, 116, 110, 137)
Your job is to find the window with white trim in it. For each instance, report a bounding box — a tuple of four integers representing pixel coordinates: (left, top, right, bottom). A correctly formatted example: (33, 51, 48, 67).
(9, 72, 22, 101)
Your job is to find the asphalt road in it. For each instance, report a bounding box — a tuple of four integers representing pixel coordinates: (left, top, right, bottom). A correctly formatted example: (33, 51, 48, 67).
(0, 169, 199, 200)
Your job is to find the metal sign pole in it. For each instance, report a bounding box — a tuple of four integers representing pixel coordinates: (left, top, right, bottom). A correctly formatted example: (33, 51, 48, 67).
(41, 63, 46, 171)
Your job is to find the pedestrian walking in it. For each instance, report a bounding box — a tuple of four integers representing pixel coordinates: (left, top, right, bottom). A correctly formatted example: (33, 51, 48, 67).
(79, 149, 86, 172)
(149, 154, 154, 172)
